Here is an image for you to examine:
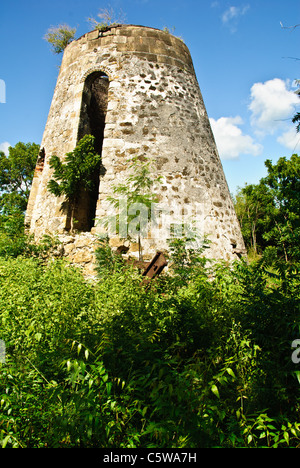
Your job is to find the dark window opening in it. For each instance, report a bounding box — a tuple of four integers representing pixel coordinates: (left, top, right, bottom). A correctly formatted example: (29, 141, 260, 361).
(68, 71, 109, 232)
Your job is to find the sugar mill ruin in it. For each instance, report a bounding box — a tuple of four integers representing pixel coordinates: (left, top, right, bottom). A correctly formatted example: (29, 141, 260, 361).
(25, 24, 246, 276)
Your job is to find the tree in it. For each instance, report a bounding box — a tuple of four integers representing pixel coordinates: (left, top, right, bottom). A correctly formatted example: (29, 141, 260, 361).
(292, 112, 300, 133)
(47, 135, 101, 232)
(0, 142, 39, 255)
(262, 154, 300, 262)
(102, 156, 162, 261)
(292, 80, 300, 132)
(234, 182, 274, 255)
(234, 154, 300, 262)
(44, 24, 76, 54)
(0, 142, 39, 215)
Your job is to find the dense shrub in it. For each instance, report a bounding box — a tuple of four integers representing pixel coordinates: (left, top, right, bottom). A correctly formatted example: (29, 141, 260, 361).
(0, 250, 300, 448)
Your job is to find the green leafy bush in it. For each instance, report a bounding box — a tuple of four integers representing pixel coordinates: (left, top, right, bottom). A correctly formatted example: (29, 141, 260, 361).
(0, 246, 299, 447)
(44, 24, 76, 54)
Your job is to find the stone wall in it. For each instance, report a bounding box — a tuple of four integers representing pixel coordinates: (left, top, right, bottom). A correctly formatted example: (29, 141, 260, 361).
(57, 232, 97, 278)
(25, 24, 246, 271)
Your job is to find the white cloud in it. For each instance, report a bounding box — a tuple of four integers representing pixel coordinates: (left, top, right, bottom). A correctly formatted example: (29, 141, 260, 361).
(0, 142, 10, 155)
(277, 127, 300, 152)
(221, 5, 250, 31)
(210, 116, 263, 160)
(249, 78, 299, 135)
(222, 5, 249, 23)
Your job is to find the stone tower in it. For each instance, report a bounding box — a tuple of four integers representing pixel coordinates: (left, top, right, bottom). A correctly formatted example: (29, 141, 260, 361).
(25, 24, 246, 273)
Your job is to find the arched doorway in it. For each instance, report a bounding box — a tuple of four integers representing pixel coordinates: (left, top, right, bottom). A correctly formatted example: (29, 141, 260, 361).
(70, 71, 109, 231)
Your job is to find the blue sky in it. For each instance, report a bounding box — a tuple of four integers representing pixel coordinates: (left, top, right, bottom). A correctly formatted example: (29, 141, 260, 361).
(0, 0, 299, 194)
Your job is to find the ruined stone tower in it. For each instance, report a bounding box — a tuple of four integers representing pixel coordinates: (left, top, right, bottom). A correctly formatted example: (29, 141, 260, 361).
(25, 24, 245, 273)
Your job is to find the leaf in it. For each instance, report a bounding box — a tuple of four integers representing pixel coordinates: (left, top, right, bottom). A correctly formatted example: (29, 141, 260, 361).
(211, 384, 220, 398)
(2, 435, 11, 448)
(283, 431, 289, 445)
(34, 332, 42, 342)
(88, 378, 94, 389)
(226, 367, 236, 378)
(291, 427, 298, 437)
(106, 382, 112, 396)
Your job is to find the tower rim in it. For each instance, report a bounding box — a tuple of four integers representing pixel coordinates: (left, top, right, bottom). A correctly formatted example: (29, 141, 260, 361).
(73, 23, 187, 48)
(77, 23, 176, 37)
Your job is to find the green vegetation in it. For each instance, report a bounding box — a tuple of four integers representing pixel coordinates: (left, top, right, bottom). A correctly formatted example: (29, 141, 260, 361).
(234, 153, 300, 263)
(0, 150, 299, 448)
(43, 7, 126, 54)
(0, 142, 39, 214)
(44, 24, 77, 54)
(0, 244, 299, 448)
(47, 135, 101, 232)
(102, 156, 162, 261)
(0, 141, 40, 257)
(87, 7, 127, 31)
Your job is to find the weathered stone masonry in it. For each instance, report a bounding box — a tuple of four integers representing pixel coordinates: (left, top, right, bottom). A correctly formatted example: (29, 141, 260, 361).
(25, 24, 246, 274)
